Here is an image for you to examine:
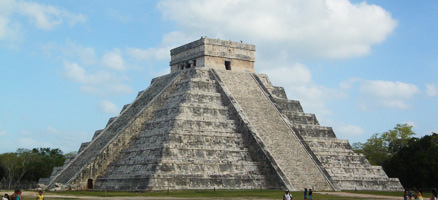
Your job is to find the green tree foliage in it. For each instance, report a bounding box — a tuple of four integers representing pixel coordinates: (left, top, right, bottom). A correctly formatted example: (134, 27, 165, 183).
(352, 123, 415, 166)
(0, 147, 66, 189)
(384, 133, 438, 188)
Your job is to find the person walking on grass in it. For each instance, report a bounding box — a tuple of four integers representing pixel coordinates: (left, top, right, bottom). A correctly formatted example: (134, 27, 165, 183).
(36, 191, 44, 200)
(416, 189, 423, 200)
(304, 188, 308, 200)
(308, 189, 313, 200)
(283, 190, 293, 200)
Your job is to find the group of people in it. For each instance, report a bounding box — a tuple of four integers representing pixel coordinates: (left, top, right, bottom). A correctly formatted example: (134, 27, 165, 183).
(403, 189, 437, 200)
(2, 190, 44, 200)
(283, 188, 313, 200)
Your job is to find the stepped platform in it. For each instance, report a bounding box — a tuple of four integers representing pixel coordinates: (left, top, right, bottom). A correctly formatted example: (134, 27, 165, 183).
(40, 38, 402, 192)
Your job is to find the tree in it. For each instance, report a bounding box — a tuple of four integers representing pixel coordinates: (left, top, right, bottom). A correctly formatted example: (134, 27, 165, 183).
(381, 123, 415, 154)
(0, 147, 66, 188)
(24, 148, 65, 181)
(0, 153, 20, 189)
(352, 123, 415, 166)
(384, 133, 438, 188)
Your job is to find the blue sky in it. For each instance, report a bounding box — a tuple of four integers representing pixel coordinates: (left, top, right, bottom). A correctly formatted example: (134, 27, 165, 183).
(0, 0, 437, 154)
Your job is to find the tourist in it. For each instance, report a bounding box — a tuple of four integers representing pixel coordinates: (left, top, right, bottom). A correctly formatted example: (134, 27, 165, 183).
(416, 189, 423, 200)
(10, 190, 17, 200)
(409, 189, 414, 200)
(36, 191, 44, 200)
(431, 189, 437, 200)
(283, 190, 293, 200)
(308, 189, 313, 200)
(404, 190, 408, 200)
(304, 188, 308, 200)
(2, 193, 10, 200)
(11, 190, 22, 200)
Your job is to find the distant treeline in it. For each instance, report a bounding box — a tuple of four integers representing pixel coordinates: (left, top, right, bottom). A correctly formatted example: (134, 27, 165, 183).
(0, 148, 71, 189)
(353, 123, 438, 189)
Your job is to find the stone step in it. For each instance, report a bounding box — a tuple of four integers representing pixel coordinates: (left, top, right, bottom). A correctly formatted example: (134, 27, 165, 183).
(305, 137, 351, 149)
(105, 163, 265, 176)
(180, 68, 214, 80)
(175, 79, 219, 93)
(95, 174, 281, 190)
(328, 167, 387, 177)
(118, 146, 250, 156)
(254, 74, 288, 100)
(125, 136, 249, 152)
(108, 160, 262, 167)
(273, 98, 304, 113)
(294, 125, 336, 138)
(92, 129, 104, 140)
(78, 142, 90, 153)
(164, 93, 225, 107)
(324, 162, 374, 169)
(334, 178, 404, 191)
(133, 129, 245, 139)
(283, 111, 319, 126)
(312, 150, 358, 156)
(143, 118, 238, 132)
(152, 104, 230, 120)
(316, 154, 369, 164)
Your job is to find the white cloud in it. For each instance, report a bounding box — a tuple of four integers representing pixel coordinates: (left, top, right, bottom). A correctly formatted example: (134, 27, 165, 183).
(0, 0, 86, 41)
(359, 80, 419, 110)
(157, 0, 397, 59)
(16, 0, 86, 30)
(260, 63, 346, 117)
(102, 49, 127, 71)
(99, 100, 120, 115)
(0, 0, 21, 42)
(63, 62, 134, 96)
(425, 83, 438, 97)
(335, 124, 365, 138)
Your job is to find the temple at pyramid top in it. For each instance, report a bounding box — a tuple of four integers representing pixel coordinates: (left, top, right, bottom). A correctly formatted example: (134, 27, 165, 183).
(170, 37, 256, 73)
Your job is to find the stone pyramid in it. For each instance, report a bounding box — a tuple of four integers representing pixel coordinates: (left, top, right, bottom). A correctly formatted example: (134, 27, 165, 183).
(40, 38, 403, 191)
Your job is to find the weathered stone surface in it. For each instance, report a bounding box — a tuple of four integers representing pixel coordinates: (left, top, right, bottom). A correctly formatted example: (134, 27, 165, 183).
(254, 73, 403, 191)
(41, 38, 403, 191)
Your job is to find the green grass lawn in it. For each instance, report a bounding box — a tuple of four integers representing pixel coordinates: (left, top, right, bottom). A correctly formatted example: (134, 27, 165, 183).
(345, 190, 432, 198)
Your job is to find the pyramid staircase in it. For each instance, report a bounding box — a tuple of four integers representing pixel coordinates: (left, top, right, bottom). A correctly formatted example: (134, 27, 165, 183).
(254, 73, 404, 191)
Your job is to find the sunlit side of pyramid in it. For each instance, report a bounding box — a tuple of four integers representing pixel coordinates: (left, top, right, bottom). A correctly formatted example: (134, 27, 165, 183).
(40, 38, 403, 191)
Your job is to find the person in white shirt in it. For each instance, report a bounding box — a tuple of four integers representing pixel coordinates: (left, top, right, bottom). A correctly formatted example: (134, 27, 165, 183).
(2, 193, 10, 200)
(283, 190, 293, 200)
